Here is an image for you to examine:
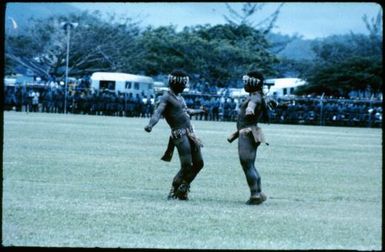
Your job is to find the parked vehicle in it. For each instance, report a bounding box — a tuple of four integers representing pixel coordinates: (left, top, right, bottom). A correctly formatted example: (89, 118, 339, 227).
(90, 72, 154, 97)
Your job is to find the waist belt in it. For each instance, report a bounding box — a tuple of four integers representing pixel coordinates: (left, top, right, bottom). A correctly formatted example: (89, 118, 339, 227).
(171, 127, 193, 139)
(161, 127, 203, 162)
(228, 125, 269, 145)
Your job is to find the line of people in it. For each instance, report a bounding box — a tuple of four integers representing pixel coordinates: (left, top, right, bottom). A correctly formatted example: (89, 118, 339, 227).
(4, 86, 154, 117)
(3, 85, 382, 128)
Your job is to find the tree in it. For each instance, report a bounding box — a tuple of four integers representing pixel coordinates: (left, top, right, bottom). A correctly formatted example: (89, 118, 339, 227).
(5, 11, 142, 80)
(223, 2, 284, 34)
(136, 24, 279, 88)
(297, 56, 382, 96)
(224, 2, 299, 53)
(193, 24, 279, 87)
(132, 26, 183, 76)
(297, 10, 383, 97)
(5, 9, 280, 88)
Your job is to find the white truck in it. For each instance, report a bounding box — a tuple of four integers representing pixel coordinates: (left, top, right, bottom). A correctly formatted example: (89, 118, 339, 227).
(90, 72, 155, 98)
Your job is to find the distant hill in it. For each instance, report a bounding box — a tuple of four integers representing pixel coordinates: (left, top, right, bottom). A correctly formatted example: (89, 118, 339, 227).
(268, 33, 316, 60)
(5, 2, 79, 32)
(278, 38, 316, 60)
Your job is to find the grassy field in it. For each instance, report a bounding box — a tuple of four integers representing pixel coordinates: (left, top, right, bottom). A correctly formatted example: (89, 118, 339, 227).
(2, 111, 382, 250)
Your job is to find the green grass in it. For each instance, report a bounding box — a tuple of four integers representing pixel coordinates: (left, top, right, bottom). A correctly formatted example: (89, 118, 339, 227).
(2, 111, 382, 250)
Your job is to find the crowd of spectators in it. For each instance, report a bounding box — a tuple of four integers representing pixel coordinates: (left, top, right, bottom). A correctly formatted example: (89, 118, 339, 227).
(4, 84, 382, 128)
(270, 96, 382, 127)
(3, 85, 154, 117)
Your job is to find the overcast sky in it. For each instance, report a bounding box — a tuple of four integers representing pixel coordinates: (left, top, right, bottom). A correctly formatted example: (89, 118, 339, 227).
(71, 2, 382, 39)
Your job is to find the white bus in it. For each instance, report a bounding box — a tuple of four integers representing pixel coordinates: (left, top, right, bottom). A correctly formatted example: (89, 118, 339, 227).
(265, 78, 306, 97)
(90, 72, 154, 97)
